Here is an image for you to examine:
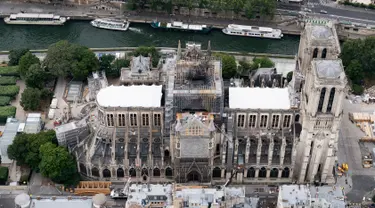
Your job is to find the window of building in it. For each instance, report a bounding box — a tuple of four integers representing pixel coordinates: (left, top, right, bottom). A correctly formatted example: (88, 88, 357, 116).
(107, 114, 114, 127)
(321, 48, 327, 58)
(260, 115, 268, 128)
(317, 87, 326, 112)
(326, 88, 335, 113)
(313, 48, 318, 58)
(271, 114, 280, 128)
(249, 114, 257, 128)
(153, 114, 161, 126)
(130, 113, 137, 126)
(118, 114, 125, 127)
(237, 114, 245, 128)
(283, 115, 292, 128)
(187, 125, 202, 136)
(142, 114, 149, 126)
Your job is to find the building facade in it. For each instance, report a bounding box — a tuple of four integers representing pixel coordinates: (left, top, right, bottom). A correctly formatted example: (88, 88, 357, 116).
(68, 22, 346, 185)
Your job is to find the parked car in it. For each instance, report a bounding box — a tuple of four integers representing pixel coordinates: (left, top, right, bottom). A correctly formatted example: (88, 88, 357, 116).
(304, 8, 312, 12)
(320, 10, 328, 14)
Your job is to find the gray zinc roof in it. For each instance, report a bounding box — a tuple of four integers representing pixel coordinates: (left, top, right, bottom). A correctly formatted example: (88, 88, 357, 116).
(311, 25, 333, 39)
(315, 60, 343, 79)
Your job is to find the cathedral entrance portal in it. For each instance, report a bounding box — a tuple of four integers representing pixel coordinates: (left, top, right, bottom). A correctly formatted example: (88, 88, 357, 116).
(187, 171, 201, 182)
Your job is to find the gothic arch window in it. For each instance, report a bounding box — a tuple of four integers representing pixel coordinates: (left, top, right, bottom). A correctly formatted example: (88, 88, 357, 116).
(141, 168, 148, 176)
(270, 168, 278, 178)
(79, 163, 87, 175)
(92, 167, 100, 177)
(153, 168, 161, 177)
(117, 168, 124, 178)
(313, 48, 318, 58)
(247, 168, 255, 178)
(281, 167, 290, 178)
(295, 114, 300, 122)
(103, 169, 111, 178)
(212, 167, 221, 178)
(259, 167, 267, 178)
(327, 88, 335, 113)
(321, 48, 327, 58)
(317, 87, 326, 112)
(164, 149, 170, 157)
(165, 167, 173, 177)
(129, 168, 136, 177)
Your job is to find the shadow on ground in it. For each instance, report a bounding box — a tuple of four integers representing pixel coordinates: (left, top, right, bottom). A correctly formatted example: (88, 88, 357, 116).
(347, 175, 374, 202)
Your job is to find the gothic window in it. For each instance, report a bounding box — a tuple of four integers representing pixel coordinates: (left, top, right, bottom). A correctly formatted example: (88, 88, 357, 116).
(153, 113, 161, 126)
(317, 88, 326, 112)
(326, 88, 335, 113)
(283, 115, 291, 128)
(249, 114, 257, 128)
(130, 113, 137, 126)
(321, 48, 327, 58)
(271, 115, 280, 128)
(118, 114, 126, 127)
(260, 115, 268, 128)
(237, 114, 245, 128)
(142, 113, 149, 126)
(187, 125, 202, 136)
(107, 114, 114, 127)
(313, 48, 318, 58)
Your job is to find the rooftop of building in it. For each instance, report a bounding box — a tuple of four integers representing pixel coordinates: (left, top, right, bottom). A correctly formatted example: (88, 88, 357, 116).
(96, 85, 163, 108)
(131, 56, 151, 73)
(14, 196, 94, 208)
(314, 59, 344, 79)
(229, 87, 291, 110)
(24, 113, 42, 134)
(127, 184, 173, 206)
(0, 118, 20, 163)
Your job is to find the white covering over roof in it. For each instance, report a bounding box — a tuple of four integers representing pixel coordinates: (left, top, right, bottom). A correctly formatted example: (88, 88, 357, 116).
(229, 87, 291, 110)
(97, 85, 162, 108)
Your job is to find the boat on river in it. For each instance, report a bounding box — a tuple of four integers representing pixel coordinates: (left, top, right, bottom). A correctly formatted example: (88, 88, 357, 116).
(222, 24, 283, 39)
(151, 21, 212, 33)
(90, 18, 130, 31)
(4, 13, 68, 25)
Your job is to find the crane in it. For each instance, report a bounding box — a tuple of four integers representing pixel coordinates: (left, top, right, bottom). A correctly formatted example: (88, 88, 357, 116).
(110, 178, 131, 199)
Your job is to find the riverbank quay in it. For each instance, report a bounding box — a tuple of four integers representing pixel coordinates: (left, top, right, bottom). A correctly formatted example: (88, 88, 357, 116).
(0, 47, 296, 63)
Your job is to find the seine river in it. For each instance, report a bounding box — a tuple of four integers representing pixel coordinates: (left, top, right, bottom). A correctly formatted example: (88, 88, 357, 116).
(0, 20, 300, 54)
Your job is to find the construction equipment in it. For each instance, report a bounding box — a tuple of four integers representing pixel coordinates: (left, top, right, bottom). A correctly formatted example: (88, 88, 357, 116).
(342, 163, 349, 171)
(110, 178, 131, 199)
(74, 181, 112, 196)
(223, 166, 241, 188)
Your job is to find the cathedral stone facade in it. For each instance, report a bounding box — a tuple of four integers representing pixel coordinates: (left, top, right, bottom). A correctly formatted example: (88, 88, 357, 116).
(69, 22, 346, 185)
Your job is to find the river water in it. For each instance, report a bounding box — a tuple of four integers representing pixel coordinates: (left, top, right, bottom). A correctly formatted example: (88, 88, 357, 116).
(0, 20, 300, 54)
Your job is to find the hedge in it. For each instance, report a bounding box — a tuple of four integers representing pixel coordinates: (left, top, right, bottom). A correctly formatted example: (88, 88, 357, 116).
(0, 167, 8, 185)
(0, 85, 19, 97)
(0, 96, 11, 106)
(0, 106, 16, 123)
(0, 76, 17, 85)
(0, 66, 19, 76)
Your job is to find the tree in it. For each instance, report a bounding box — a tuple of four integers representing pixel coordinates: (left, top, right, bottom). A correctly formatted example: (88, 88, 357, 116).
(99, 54, 116, 72)
(0, 155, 2, 165)
(18, 52, 40, 78)
(20, 87, 42, 111)
(7, 133, 30, 165)
(70, 46, 100, 80)
(25, 64, 52, 89)
(8, 48, 29, 66)
(215, 53, 237, 79)
(131, 46, 160, 67)
(245, 0, 275, 19)
(237, 59, 252, 75)
(109, 58, 130, 77)
(352, 84, 364, 95)
(39, 142, 80, 186)
(345, 60, 364, 85)
(251, 57, 275, 69)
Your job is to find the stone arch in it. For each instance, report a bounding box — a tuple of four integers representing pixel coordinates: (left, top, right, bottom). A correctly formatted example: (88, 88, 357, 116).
(247, 167, 255, 178)
(212, 167, 221, 178)
(141, 168, 148, 176)
(92, 167, 100, 177)
(321, 48, 327, 58)
(164, 149, 170, 157)
(313, 48, 318, 58)
(103, 169, 111, 178)
(259, 167, 267, 178)
(187, 170, 201, 182)
(129, 168, 136, 177)
(327, 87, 335, 113)
(165, 167, 173, 177)
(317, 87, 326, 112)
(153, 168, 161, 177)
(282, 167, 290, 178)
(117, 168, 124, 178)
(79, 163, 87, 175)
(270, 168, 279, 178)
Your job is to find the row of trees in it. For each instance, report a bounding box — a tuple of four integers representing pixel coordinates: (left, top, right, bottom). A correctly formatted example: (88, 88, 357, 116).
(7, 131, 79, 186)
(340, 37, 375, 95)
(127, 0, 276, 19)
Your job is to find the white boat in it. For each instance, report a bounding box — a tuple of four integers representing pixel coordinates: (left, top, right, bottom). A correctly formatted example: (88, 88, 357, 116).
(90, 18, 130, 31)
(222, 24, 283, 39)
(4, 13, 68, 25)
